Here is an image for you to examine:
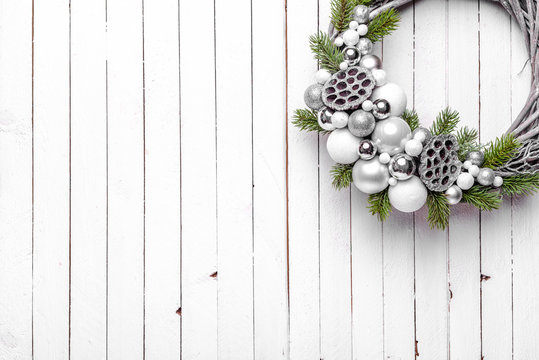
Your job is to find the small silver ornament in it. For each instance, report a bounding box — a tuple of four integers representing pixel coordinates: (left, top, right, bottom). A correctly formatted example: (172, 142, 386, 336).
(352, 157, 390, 194)
(359, 54, 382, 71)
(419, 134, 461, 191)
(348, 110, 376, 137)
(466, 150, 485, 167)
(353, 5, 370, 24)
(304, 83, 325, 110)
(322, 66, 375, 111)
(372, 99, 391, 120)
(357, 37, 373, 55)
(343, 46, 361, 66)
(389, 153, 416, 180)
(358, 139, 377, 160)
(412, 127, 432, 145)
(476, 167, 495, 186)
(445, 185, 463, 205)
(317, 107, 335, 131)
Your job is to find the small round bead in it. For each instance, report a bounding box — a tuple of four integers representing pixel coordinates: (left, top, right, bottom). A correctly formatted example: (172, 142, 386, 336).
(339, 62, 349, 71)
(404, 139, 423, 157)
(413, 131, 426, 143)
(343, 29, 360, 46)
(357, 24, 368, 36)
(456, 172, 474, 190)
(334, 37, 344, 47)
(388, 178, 398, 186)
(493, 176, 504, 188)
(469, 165, 480, 177)
(463, 160, 473, 170)
(331, 111, 349, 128)
(315, 69, 331, 84)
(361, 100, 374, 112)
(372, 69, 387, 86)
(379, 152, 391, 164)
(349, 20, 359, 30)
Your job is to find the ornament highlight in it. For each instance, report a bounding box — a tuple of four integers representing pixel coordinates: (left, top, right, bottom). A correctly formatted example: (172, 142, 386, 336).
(445, 185, 463, 205)
(352, 157, 390, 194)
(371, 116, 412, 155)
(359, 54, 382, 71)
(456, 172, 474, 190)
(477, 168, 495, 186)
(388, 176, 428, 213)
(343, 46, 361, 66)
(304, 84, 324, 110)
(331, 111, 349, 128)
(326, 128, 362, 164)
(317, 107, 336, 131)
(348, 110, 376, 137)
(372, 99, 391, 120)
(371, 82, 407, 116)
(358, 139, 377, 160)
(389, 153, 416, 180)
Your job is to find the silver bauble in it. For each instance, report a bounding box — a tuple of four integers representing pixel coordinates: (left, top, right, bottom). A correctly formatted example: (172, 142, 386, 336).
(445, 185, 463, 205)
(466, 150, 485, 167)
(304, 84, 325, 110)
(372, 99, 391, 120)
(388, 153, 416, 180)
(348, 110, 376, 137)
(477, 167, 495, 186)
(343, 46, 361, 66)
(357, 37, 373, 55)
(412, 126, 432, 145)
(371, 116, 412, 155)
(317, 107, 336, 131)
(359, 54, 382, 71)
(352, 157, 390, 194)
(353, 5, 370, 24)
(358, 139, 377, 160)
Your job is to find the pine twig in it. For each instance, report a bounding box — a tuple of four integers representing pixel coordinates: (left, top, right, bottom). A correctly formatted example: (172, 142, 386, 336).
(456, 126, 480, 160)
(501, 174, 539, 196)
(330, 0, 356, 32)
(331, 164, 354, 190)
(292, 108, 328, 134)
(462, 186, 502, 211)
(309, 32, 345, 73)
(368, 189, 392, 221)
(430, 107, 460, 136)
(426, 191, 450, 230)
(402, 109, 420, 132)
(365, 8, 400, 43)
(482, 133, 520, 169)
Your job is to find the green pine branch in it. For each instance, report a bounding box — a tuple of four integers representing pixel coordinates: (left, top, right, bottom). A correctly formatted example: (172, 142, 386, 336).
(430, 107, 460, 136)
(482, 134, 520, 169)
(292, 108, 328, 134)
(309, 32, 344, 73)
(365, 8, 400, 43)
(501, 174, 539, 197)
(426, 191, 450, 230)
(462, 185, 502, 211)
(456, 126, 480, 160)
(368, 189, 392, 221)
(331, 163, 354, 190)
(352, 0, 373, 6)
(330, 0, 356, 32)
(402, 109, 420, 132)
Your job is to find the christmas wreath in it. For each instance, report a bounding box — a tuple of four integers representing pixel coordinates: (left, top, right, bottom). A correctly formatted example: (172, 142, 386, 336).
(293, 0, 539, 229)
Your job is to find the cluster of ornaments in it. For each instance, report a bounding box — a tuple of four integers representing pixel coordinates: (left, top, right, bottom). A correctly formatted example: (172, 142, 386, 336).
(304, 5, 504, 213)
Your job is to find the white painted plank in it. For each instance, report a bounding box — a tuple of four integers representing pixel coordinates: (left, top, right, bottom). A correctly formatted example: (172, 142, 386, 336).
(32, 0, 70, 357)
(251, 0, 289, 359)
(479, 2, 513, 359)
(143, 0, 181, 358)
(106, 0, 145, 357)
(446, 1, 481, 359)
(287, 0, 321, 357)
(178, 0, 218, 358)
(70, 0, 107, 358)
(215, 0, 254, 357)
(0, 0, 33, 358)
(414, 1, 449, 359)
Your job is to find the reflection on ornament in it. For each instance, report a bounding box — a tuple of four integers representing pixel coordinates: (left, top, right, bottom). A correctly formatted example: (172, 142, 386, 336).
(348, 110, 376, 137)
(318, 107, 336, 131)
(372, 99, 391, 120)
(358, 139, 377, 160)
(326, 128, 362, 164)
(389, 153, 416, 180)
(352, 157, 390, 194)
(388, 175, 428, 213)
(343, 46, 361, 66)
(371, 116, 412, 155)
(304, 84, 324, 110)
(371, 82, 407, 117)
(445, 185, 463, 205)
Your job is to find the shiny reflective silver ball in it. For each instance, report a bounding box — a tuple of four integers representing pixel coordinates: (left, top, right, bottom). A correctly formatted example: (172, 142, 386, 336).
(466, 150, 485, 167)
(445, 185, 463, 205)
(304, 83, 325, 110)
(372, 99, 391, 120)
(317, 107, 336, 131)
(359, 54, 382, 71)
(344, 46, 361, 66)
(476, 167, 495, 186)
(353, 5, 370, 24)
(388, 153, 416, 180)
(412, 126, 432, 145)
(357, 37, 373, 55)
(348, 110, 376, 137)
(358, 139, 378, 160)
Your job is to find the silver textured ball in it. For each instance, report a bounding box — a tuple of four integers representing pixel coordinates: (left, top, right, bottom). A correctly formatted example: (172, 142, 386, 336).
(304, 84, 324, 110)
(372, 99, 391, 120)
(317, 107, 336, 131)
(348, 110, 376, 137)
(445, 185, 463, 205)
(388, 153, 416, 180)
(412, 126, 432, 145)
(466, 150, 485, 167)
(358, 139, 377, 160)
(352, 157, 390, 194)
(357, 37, 373, 55)
(353, 5, 370, 24)
(343, 46, 361, 66)
(477, 167, 495, 186)
(371, 116, 412, 155)
(359, 54, 382, 71)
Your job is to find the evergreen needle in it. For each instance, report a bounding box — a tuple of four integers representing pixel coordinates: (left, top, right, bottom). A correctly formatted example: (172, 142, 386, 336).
(402, 109, 420, 132)
(292, 108, 328, 134)
(331, 163, 354, 190)
(330, 0, 356, 32)
(427, 191, 450, 230)
(430, 107, 460, 136)
(309, 32, 344, 73)
(456, 126, 480, 160)
(501, 174, 539, 197)
(482, 134, 520, 169)
(368, 189, 392, 221)
(366, 8, 400, 43)
(462, 185, 502, 211)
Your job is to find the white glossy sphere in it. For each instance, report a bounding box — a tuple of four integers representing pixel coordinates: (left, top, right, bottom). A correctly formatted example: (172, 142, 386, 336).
(315, 69, 331, 84)
(379, 152, 391, 164)
(463, 160, 472, 170)
(493, 176, 504, 188)
(362, 100, 374, 111)
(413, 131, 426, 143)
(445, 185, 463, 205)
(372, 69, 387, 86)
(339, 62, 349, 71)
(357, 24, 368, 36)
(388, 176, 428, 213)
(343, 29, 360, 46)
(352, 158, 390, 194)
(456, 172, 474, 190)
(404, 139, 423, 157)
(331, 111, 349, 128)
(469, 165, 480, 177)
(334, 37, 344, 47)
(326, 128, 362, 164)
(371, 82, 407, 117)
(349, 20, 359, 30)
(371, 116, 412, 155)
(388, 178, 398, 186)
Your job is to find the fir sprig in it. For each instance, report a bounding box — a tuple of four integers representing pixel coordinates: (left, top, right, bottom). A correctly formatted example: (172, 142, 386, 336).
(402, 109, 420, 132)
(501, 174, 539, 197)
(366, 8, 400, 43)
(426, 191, 450, 230)
(309, 32, 344, 73)
(331, 164, 354, 190)
(482, 134, 520, 169)
(368, 189, 392, 221)
(462, 186, 502, 211)
(330, 0, 356, 32)
(430, 108, 460, 136)
(456, 126, 480, 160)
(292, 108, 328, 134)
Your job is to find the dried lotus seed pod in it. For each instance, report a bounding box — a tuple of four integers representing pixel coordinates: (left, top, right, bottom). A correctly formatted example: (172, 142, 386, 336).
(418, 134, 462, 192)
(322, 66, 375, 111)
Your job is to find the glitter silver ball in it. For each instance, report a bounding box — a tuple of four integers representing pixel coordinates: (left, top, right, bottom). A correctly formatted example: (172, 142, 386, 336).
(348, 110, 376, 137)
(359, 54, 382, 71)
(304, 83, 325, 110)
(412, 126, 432, 145)
(372, 99, 391, 120)
(466, 150, 485, 167)
(353, 5, 370, 24)
(476, 167, 495, 186)
(343, 46, 361, 66)
(357, 37, 373, 55)
(317, 107, 336, 131)
(388, 153, 416, 180)
(445, 185, 463, 205)
(358, 139, 378, 160)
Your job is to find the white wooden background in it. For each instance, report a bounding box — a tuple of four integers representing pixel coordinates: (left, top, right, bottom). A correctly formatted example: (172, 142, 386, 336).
(0, 0, 538, 359)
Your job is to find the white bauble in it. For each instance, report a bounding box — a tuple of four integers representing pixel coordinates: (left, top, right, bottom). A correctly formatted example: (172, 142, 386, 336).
(493, 176, 504, 188)
(352, 157, 390, 194)
(326, 128, 362, 164)
(343, 29, 360, 46)
(469, 165, 480, 177)
(357, 24, 368, 36)
(362, 100, 374, 111)
(334, 37, 344, 47)
(404, 138, 423, 157)
(379, 152, 391, 164)
(339, 61, 349, 71)
(349, 20, 359, 30)
(371, 116, 412, 155)
(388, 176, 428, 213)
(463, 160, 472, 170)
(372, 69, 387, 86)
(315, 69, 331, 84)
(456, 172, 474, 190)
(331, 111, 349, 128)
(371, 82, 407, 117)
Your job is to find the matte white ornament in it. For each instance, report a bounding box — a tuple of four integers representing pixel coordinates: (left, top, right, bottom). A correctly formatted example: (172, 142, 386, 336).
(371, 82, 407, 117)
(362, 100, 374, 111)
(343, 29, 360, 46)
(463, 160, 472, 170)
(357, 24, 368, 36)
(445, 185, 463, 205)
(405, 138, 423, 157)
(388, 178, 398, 186)
(326, 128, 362, 164)
(469, 165, 480, 177)
(388, 176, 428, 213)
(371, 116, 412, 155)
(349, 20, 359, 30)
(339, 61, 349, 71)
(493, 176, 504, 188)
(315, 69, 331, 84)
(331, 111, 349, 128)
(379, 152, 391, 164)
(372, 69, 387, 86)
(352, 158, 390, 194)
(456, 172, 474, 190)
(334, 37, 344, 47)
